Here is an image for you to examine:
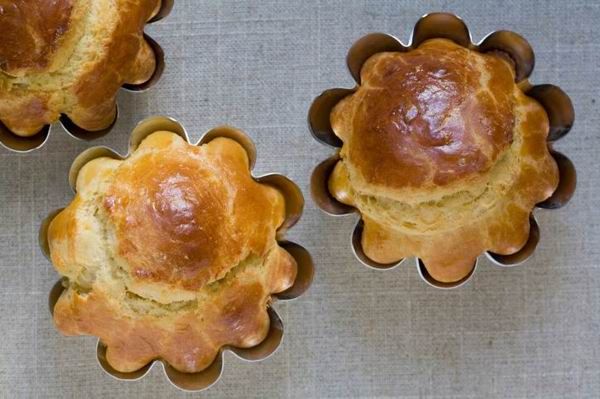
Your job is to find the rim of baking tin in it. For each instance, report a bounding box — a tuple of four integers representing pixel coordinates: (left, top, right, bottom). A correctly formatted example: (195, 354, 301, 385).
(39, 115, 314, 391)
(308, 12, 576, 289)
(0, 0, 174, 153)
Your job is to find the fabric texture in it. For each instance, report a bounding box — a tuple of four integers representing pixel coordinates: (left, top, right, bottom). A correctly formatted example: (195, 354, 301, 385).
(0, 0, 598, 397)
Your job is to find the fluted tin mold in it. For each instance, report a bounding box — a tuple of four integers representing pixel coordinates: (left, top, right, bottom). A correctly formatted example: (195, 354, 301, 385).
(309, 12, 576, 289)
(41, 115, 314, 391)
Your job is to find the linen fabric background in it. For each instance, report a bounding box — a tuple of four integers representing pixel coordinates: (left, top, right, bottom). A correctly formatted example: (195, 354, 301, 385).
(0, 0, 598, 397)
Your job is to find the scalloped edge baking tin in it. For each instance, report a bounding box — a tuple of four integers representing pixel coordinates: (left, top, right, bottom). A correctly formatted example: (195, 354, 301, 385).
(39, 115, 315, 391)
(309, 12, 576, 289)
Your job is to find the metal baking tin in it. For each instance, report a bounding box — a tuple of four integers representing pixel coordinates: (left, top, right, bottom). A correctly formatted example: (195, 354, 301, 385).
(309, 12, 576, 289)
(0, 0, 174, 153)
(39, 115, 314, 391)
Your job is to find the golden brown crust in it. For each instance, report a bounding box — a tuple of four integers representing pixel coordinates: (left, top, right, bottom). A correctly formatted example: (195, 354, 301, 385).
(329, 39, 558, 282)
(0, 0, 76, 74)
(48, 131, 297, 373)
(0, 0, 160, 135)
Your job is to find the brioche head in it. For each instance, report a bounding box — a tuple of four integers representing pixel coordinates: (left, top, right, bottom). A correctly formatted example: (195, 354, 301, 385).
(329, 39, 558, 282)
(48, 131, 297, 373)
(0, 0, 161, 136)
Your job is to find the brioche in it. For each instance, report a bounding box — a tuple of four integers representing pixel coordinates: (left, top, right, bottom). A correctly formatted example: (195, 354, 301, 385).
(329, 39, 558, 282)
(48, 131, 297, 373)
(0, 0, 161, 135)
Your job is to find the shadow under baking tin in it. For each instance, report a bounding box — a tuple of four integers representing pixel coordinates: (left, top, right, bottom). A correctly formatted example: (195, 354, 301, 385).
(0, 1, 172, 153)
(309, 12, 577, 289)
(40, 115, 314, 391)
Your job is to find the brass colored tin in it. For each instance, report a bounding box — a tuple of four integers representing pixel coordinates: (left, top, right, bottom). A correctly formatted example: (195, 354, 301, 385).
(40, 115, 314, 391)
(309, 12, 577, 289)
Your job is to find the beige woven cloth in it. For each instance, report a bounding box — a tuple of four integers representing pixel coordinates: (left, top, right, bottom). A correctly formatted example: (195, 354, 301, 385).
(0, 0, 597, 397)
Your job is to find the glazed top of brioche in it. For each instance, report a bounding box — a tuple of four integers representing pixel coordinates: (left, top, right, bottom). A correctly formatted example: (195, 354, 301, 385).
(47, 131, 297, 372)
(329, 38, 558, 282)
(104, 133, 286, 292)
(0, 0, 76, 75)
(332, 38, 516, 190)
(0, 0, 161, 135)
(50, 131, 288, 299)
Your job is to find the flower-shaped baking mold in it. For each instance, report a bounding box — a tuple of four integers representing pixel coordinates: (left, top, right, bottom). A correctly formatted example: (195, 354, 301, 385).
(309, 13, 576, 289)
(39, 116, 314, 391)
(0, 0, 174, 152)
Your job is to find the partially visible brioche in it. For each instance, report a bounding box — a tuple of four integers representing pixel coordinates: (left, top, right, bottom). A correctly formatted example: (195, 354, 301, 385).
(48, 131, 297, 373)
(0, 0, 161, 136)
(329, 39, 558, 282)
